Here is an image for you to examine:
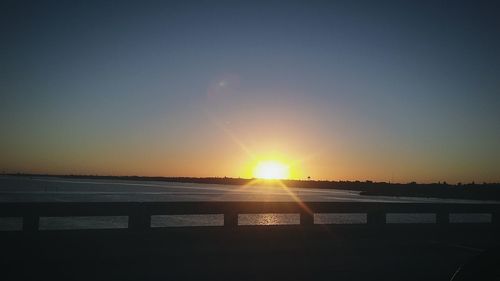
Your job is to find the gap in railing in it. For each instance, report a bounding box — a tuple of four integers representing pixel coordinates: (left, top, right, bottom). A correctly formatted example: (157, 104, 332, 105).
(151, 214, 223, 227)
(386, 213, 436, 224)
(314, 213, 367, 224)
(449, 213, 491, 223)
(238, 213, 300, 226)
(0, 217, 22, 231)
(39, 216, 128, 230)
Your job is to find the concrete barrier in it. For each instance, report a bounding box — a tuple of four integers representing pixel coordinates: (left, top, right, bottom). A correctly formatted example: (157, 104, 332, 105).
(0, 201, 499, 231)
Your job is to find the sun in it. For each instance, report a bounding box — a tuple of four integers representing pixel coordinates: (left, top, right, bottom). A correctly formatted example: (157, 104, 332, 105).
(253, 160, 290, 180)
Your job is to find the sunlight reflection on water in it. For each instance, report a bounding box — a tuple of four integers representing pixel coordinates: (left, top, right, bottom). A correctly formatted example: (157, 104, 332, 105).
(238, 214, 300, 225)
(0, 212, 494, 230)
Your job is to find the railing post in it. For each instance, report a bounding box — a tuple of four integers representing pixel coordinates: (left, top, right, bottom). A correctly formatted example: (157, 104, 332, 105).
(128, 213, 151, 231)
(367, 212, 385, 226)
(224, 212, 238, 227)
(492, 212, 500, 227)
(300, 211, 314, 226)
(23, 215, 39, 232)
(436, 212, 449, 225)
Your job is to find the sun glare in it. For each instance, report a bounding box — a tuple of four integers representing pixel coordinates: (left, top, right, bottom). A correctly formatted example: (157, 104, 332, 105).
(253, 161, 290, 180)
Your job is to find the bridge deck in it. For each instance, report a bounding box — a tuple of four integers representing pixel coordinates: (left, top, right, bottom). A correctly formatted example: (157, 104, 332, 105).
(1, 225, 499, 281)
(1, 201, 499, 280)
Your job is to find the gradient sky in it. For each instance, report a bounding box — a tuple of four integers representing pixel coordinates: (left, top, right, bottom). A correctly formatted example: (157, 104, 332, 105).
(1, 0, 499, 183)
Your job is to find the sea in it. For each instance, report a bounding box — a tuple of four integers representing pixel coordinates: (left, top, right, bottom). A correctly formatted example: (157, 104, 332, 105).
(0, 176, 495, 230)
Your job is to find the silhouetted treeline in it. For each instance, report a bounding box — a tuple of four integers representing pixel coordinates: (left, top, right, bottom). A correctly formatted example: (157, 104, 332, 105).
(4, 173, 500, 200)
(359, 182, 500, 200)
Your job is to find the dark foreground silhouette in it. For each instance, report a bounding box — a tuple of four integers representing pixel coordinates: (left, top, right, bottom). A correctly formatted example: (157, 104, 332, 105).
(1, 201, 499, 281)
(1, 226, 499, 281)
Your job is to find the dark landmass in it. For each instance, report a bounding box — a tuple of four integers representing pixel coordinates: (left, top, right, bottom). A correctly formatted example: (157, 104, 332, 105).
(4, 173, 500, 200)
(359, 184, 500, 201)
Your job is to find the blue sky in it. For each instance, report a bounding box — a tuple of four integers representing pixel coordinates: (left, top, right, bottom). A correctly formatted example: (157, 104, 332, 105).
(1, 0, 499, 182)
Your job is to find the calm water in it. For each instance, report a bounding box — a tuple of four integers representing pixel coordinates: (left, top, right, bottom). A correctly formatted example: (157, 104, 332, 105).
(0, 176, 495, 230)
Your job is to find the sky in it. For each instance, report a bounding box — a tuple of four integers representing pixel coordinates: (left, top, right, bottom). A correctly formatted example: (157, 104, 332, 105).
(1, 0, 499, 183)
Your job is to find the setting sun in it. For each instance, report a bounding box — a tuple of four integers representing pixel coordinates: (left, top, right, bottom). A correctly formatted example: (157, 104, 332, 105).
(253, 161, 290, 180)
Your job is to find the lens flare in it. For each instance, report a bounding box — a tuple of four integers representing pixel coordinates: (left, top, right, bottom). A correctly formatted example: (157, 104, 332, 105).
(253, 161, 290, 179)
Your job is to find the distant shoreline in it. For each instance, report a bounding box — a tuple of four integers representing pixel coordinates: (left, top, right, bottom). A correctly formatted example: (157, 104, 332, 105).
(3, 173, 500, 201)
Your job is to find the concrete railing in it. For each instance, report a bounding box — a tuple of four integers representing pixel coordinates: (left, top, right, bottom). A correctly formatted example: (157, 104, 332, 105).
(0, 202, 499, 231)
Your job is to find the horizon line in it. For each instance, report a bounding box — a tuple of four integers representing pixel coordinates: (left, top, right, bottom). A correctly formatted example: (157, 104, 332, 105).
(2, 172, 499, 186)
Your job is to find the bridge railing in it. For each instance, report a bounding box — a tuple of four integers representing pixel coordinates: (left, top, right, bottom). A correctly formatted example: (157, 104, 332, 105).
(0, 202, 499, 231)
